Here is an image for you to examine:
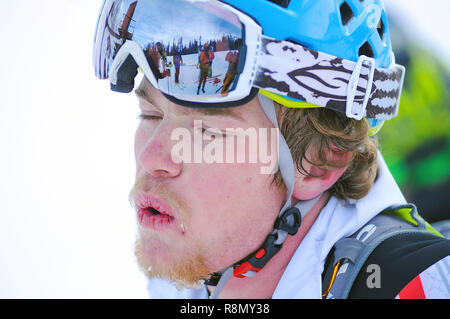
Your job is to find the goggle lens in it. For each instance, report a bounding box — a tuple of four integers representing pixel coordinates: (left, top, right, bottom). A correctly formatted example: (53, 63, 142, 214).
(94, 0, 245, 98)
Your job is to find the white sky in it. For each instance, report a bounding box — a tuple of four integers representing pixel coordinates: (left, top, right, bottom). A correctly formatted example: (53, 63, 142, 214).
(0, 0, 449, 298)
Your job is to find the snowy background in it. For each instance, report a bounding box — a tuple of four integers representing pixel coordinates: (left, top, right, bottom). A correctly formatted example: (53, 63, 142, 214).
(0, 0, 449, 298)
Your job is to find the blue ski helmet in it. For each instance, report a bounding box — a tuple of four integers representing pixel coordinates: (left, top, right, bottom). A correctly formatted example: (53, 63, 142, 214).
(222, 0, 394, 128)
(222, 0, 393, 67)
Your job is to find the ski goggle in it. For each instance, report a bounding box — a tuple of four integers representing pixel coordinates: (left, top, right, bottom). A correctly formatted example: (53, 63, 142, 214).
(93, 0, 405, 121)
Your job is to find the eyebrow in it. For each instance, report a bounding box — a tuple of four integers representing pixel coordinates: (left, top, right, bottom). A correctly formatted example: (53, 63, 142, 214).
(135, 86, 156, 105)
(134, 87, 246, 122)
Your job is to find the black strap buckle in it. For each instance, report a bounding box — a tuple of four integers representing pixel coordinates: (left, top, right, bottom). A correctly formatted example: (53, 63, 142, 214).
(274, 207, 302, 235)
(211, 207, 303, 280)
(234, 207, 302, 275)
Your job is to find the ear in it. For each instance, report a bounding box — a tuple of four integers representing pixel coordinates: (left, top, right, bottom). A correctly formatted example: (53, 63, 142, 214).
(291, 149, 352, 201)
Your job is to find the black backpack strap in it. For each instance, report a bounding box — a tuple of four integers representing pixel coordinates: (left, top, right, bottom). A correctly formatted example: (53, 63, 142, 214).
(322, 204, 449, 299)
(347, 230, 450, 298)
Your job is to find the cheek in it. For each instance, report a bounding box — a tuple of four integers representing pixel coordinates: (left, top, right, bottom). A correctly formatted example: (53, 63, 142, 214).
(188, 163, 257, 210)
(184, 162, 284, 267)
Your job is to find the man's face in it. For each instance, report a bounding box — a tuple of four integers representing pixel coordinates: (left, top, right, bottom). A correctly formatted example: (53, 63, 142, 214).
(130, 79, 285, 287)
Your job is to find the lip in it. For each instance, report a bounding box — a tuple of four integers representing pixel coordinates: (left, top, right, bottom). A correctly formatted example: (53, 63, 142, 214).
(137, 207, 175, 231)
(135, 192, 178, 232)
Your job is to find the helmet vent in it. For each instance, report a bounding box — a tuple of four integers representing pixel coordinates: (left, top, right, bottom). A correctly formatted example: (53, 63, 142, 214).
(359, 41, 374, 58)
(267, 0, 290, 8)
(377, 18, 385, 41)
(340, 2, 355, 26)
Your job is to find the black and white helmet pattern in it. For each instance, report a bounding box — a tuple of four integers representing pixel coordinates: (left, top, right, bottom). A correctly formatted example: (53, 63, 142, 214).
(254, 37, 405, 121)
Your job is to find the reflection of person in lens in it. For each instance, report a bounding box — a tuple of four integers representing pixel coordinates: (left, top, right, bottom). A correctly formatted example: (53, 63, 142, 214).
(173, 50, 183, 84)
(197, 43, 215, 95)
(221, 39, 242, 96)
(145, 42, 170, 81)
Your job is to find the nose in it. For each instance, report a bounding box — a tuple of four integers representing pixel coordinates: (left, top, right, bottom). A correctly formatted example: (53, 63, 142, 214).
(136, 122, 183, 179)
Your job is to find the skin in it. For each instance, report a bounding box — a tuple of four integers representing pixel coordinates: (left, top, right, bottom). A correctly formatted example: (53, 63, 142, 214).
(130, 78, 349, 298)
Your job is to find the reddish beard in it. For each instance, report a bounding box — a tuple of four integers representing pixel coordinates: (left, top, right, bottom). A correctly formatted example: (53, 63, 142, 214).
(134, 234, 211, 289)
(129, 174, 213, 288)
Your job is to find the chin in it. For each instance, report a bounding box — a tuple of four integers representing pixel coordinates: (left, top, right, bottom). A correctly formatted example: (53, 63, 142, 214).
(134, 234, 212, 289)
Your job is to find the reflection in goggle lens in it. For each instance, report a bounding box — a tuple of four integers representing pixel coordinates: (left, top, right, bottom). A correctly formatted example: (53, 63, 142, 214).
(97, 0, 244, 98)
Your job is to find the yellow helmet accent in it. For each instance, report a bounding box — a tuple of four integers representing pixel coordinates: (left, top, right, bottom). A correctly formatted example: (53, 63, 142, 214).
(368, 121, 385, 136)
(259, 89, 383, 136)
(258, 89, 322, 109)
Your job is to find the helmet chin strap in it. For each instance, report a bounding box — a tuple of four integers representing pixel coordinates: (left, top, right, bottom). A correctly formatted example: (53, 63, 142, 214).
(208, 94, 321, 299)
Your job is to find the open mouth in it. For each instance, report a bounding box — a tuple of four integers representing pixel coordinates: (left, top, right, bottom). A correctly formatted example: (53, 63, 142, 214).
(145, 207, 172, 217)
(146, 207, 162, 215)
(138, 206, 175, 230)
(135, 192, 180, 231)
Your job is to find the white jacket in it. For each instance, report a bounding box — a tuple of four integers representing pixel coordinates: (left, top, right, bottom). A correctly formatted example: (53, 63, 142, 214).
(146, 153, 406, 298)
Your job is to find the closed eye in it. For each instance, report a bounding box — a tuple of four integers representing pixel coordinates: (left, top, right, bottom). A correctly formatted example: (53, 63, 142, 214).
(138, 114, 162, 121)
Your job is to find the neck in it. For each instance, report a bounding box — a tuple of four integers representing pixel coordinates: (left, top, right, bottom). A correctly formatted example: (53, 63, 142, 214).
(207, 192, 330, 298)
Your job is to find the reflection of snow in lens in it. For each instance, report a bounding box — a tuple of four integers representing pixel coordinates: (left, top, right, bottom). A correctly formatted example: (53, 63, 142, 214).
(158, 51, 236, 96)
(114, 0, 244, 97)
